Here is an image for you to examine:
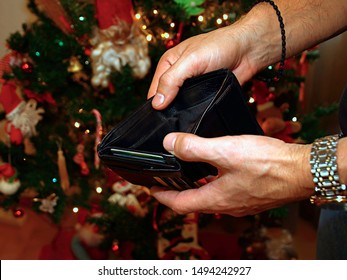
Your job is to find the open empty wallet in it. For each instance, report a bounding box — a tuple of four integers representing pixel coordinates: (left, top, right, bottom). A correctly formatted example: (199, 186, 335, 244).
(97, 68, 263, 190)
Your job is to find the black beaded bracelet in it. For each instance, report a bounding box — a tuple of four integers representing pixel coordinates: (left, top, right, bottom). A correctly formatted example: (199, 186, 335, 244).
(255, 0, 286, 82)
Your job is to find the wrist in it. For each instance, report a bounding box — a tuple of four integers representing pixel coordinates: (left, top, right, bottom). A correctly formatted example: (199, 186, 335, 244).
(239, 2, 284, 73)
(309, 135, 347, 210)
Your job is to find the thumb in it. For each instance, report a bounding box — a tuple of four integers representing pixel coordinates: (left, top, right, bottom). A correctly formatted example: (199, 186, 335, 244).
(163, 133, 228, 167)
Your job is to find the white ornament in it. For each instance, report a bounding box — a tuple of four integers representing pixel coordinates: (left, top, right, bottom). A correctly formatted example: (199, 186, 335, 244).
(0, 179, 21, 195)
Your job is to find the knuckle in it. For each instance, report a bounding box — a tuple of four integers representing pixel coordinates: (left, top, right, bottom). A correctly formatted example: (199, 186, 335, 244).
(176, 136, 194, 158)
(158, 71, 175, 89)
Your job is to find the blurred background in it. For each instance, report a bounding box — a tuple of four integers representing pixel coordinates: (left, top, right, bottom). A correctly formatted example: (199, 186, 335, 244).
(0, 0, 346, 260)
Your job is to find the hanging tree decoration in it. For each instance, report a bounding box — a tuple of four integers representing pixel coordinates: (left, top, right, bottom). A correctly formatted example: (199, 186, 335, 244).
(90, 0, 151, 88)
(91, 109, 102, 170)
(56, 139, 70, 192)
(0, 82, 44, 146)
(0, 160, 21, 196)
(33, 193, 59, 214)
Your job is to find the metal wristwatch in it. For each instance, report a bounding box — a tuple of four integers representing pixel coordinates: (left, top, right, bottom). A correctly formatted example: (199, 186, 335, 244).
(309, 134, 347, 210)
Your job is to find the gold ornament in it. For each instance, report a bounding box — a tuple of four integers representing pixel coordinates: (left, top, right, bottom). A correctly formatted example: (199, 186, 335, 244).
(68, 57, 83, 73)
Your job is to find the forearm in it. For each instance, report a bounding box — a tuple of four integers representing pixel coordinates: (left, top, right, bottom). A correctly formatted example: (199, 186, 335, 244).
(236, 0, 347, 73)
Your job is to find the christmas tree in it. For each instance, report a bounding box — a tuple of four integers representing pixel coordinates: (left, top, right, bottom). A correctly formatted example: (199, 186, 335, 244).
(0, 0, 335, 260)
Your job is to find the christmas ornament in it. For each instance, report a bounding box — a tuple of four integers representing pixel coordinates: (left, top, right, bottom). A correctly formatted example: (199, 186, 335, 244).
(0, 82, 44, 145)
(0, 161, 21, 195)
(72, 208, 108, 260)
(154, 206, 210, 260)
(67, 57, 89, 88)
(21, 62, 33, 73)
(91, 0, 149, 87)
(68, 56, 83, 73)
(33, 193, 59, 214)
(108, 180, 150, 217)
(90, 22, 151, 88)
(56, 140, 70, 191)
(73, 143, 90, 176)
(92, 109, 102, 170)
(253, 81, 302, 143)
(111, 240, 120, 253)
(13, 208, 25, 218)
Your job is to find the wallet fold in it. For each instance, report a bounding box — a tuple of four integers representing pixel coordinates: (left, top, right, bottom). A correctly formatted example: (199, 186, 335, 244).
(98, 69, 263, 190)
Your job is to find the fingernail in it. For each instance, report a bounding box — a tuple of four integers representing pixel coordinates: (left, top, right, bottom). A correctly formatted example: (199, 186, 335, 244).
(164, 134, 177, 154)
(152, 93, 165, 108)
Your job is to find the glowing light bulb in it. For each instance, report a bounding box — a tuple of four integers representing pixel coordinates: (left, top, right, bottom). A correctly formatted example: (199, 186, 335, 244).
(198, 15, 204, 22)
(223, 14, 229, 20)
(74, 122, 81, 128)
(249, 97, 255, 103)
(135, 13, 141, 20)
(161, 32, 170, 39)
(292, 117, 298, 122)
(170, 22, 175, 28)
(146, 34, 153, 41)
(142, 25, 147, 30)
(96, 187, 103, 194)
(216, 18, 223, 25)
(153, 9, 158, 15)
(73, 207, 79, 213)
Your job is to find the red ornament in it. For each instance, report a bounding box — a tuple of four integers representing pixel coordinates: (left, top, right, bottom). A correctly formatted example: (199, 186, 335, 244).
(84, 48, 92, 56)
(166, 39, 176, 49)
(13, 208, 24, 218)
(111, 240, 120, 253)
(21, 62, 33, 73)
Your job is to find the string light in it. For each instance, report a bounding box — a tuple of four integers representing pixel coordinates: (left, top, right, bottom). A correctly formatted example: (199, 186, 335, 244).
(96, 186, 103, 194)
(161, 32, 170, 39)
(135, 13, 141, 20)
(249, 97, 255, 103)
(170, 22, 175, 28)
(74, 121, 81, 128)
(73, 207, 79, 213)
(146, 34, 153, 41)
(142, 25, 147, 30)
(216, 18, 223, 25)
(292, 117, 298, 122)
(223, 14, 229, 20)
(198, 15, 204, 22)
(85, 129, 90, 134)
(153, 9, 158, 15)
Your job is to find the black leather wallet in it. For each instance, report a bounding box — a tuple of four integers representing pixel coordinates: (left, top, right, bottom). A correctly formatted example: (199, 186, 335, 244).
(98, 69, 263, 190)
